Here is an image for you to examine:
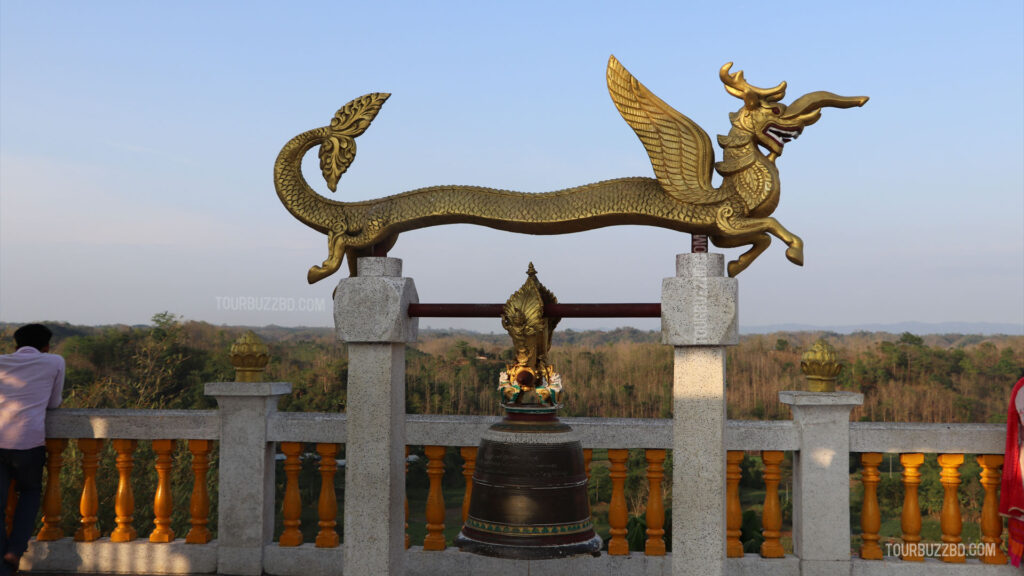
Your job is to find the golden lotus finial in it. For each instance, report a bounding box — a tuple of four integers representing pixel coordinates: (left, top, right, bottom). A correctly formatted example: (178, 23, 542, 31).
(498, 264, 562, 408)
(800, 339, 842, 392)
(230, 330, 269, 383)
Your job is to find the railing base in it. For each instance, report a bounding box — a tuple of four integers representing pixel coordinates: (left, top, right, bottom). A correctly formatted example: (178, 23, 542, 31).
(267, 546, 673, 576)
(21, 543, 1019, 575)
(23, 538, 218, 574)
(850, 557, 1017, 575)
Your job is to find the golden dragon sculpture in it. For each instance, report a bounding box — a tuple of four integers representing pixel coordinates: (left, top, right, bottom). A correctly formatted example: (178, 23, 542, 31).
(274, 56, 867, 283)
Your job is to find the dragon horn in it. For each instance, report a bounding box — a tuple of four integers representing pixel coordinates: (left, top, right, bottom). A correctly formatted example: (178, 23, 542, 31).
(719, 63, 787, 108)
(782, 91, 870, 119)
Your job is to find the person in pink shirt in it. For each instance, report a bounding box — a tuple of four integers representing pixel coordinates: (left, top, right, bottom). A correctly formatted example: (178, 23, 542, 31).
(0, 324, 64, 576)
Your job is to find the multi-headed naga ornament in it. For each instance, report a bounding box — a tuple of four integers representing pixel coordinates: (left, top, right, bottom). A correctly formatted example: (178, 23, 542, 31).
(497, 263, 562, 408)
(274, 56, 867, 282)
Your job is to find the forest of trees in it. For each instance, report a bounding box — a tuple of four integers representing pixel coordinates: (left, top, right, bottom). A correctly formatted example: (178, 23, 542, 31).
(5, 315, 1018, 423)
(1, 315, 1021, 552)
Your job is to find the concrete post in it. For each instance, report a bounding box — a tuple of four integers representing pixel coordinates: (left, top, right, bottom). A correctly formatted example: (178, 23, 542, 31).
(335, 257, 418, 576)
(204, 381, 291, 575)
(661, 253, 738, 576)
(779, 391, 863, 576)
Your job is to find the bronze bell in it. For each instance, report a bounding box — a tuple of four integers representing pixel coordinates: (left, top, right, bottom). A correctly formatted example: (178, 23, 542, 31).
(455, 265, 602, 559)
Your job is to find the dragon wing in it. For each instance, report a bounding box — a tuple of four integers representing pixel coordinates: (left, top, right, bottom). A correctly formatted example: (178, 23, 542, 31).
(607, 56, 727, 204)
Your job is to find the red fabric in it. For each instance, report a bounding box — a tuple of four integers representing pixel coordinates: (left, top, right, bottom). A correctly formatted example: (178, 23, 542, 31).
(1010, 518, 1024, 567)
(1000, 377, 1024, 519)
(1002, 378, 1024, 567)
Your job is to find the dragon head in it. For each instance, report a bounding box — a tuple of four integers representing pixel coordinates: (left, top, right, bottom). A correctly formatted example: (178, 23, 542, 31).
(720, 63, 868, 160)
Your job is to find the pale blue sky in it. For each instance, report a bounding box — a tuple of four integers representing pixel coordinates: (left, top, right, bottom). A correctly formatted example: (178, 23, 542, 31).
(1, 1, 1022, 331)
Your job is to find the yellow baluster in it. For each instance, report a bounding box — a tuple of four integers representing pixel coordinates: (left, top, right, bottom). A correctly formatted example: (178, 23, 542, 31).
(423, 445, 447, 551)
(607, 448, 629, 555)
(37, 438, 67, 541)
(460, 446, 477, 524)
(977, 454, 1008, 564)
(760, 450, 785, 558)
(900, 453, 924, 562)
(859, 452, 883, 560)
(938, 453, 964, 563)
(110, 439, 138, 542)
(315, 443, 340, 548)
(185, 439, 213, 544)
(644, 449, 666, 556)
(5, 480, 16, 536)
(74, 438, 104, 542)
(726, 450, 744, 558)
(278, 442, 303, 546)
(149, 439, 175, 542)
(405, 446, 410, 550)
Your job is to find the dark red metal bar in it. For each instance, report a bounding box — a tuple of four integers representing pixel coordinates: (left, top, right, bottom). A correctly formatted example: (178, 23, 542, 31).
(408, 304, 502, 317)
(407, 303, 661, 318)
(547, 304, 661, 317)
(691, 233, 709, 253)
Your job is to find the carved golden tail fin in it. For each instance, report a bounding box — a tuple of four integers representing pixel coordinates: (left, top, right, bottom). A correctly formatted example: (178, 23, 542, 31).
(318, 93, 390, 191)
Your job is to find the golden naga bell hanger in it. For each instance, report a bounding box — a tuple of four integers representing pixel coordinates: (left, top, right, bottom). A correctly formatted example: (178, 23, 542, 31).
(274, 56, 867, 283)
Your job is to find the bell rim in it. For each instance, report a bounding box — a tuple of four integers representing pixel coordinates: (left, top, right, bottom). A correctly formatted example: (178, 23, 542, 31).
(454, 530, 603, 560)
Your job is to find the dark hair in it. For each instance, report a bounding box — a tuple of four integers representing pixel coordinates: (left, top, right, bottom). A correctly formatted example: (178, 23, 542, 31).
(13, 324, 52, 351)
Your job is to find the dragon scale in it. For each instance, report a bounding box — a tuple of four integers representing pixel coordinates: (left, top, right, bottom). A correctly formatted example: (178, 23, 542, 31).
(276, 132, 748, 239)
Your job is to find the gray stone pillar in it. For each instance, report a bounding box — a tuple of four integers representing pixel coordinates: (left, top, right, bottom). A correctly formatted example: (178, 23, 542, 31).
(661, 253, 738, 576)
(335, 257, 418, 576)
(779, 391, 863, 576)
(204, 381, 292, 576)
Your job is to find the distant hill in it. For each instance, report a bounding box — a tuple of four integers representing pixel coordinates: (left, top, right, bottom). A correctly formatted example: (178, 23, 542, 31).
(3, 320, 1022, 340)
(742, 321, 1024, 336)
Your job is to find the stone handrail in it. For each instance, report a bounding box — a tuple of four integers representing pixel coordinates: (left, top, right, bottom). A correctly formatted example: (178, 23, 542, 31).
(850, 422, 1005, 454)
(46, 408, 219, 440)
(46, 409, 1006, 454)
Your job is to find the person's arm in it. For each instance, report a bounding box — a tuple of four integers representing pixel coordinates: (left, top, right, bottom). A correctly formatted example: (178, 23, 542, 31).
(48, 357, 65, 409)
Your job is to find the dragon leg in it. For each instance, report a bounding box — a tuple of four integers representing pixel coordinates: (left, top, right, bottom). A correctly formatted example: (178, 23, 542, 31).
(712, 233, 772, 277)
(308, 230, 349, 284)
(345, 247, 360, 277)
(715, 207, 804, 275)
(309, 230, 401, 283)
(344, 233, 400, 277)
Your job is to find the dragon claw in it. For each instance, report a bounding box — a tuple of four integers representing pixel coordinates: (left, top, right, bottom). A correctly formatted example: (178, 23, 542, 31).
(727, 260, 741, 278)
(785, 246, 804, 266)
(308, 265, 332, 284)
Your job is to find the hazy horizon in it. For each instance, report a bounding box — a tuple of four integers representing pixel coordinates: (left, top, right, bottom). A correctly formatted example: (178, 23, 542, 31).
(2, 317, 1021, 338)
(2, 1, 1022, 333)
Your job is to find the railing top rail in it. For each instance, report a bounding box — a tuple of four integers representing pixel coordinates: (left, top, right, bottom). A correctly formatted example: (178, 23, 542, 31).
(269, 411, 349, 444)
(271, 414, 1007, 454)
(849, 421, 1005, 454)
(271, 414, 801, 449)
(46, 409, 219, 440)
(45, 408, 1008, 456)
